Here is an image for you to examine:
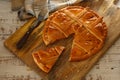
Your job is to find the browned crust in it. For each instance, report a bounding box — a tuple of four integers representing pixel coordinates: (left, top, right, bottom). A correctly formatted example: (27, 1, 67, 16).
(32, 46, 65, 73)
(42, 6, 107, 61)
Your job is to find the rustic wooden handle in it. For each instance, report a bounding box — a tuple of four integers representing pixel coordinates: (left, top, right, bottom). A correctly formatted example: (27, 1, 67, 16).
(16, 29, 32, 49)
(16, 20, 42, 49)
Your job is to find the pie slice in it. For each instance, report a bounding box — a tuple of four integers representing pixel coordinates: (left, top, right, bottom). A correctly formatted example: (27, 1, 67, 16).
(42, 6, 107, 61)
(32, 46, 65, 73)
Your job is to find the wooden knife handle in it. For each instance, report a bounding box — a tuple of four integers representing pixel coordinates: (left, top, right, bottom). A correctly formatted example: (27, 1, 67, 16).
(16, 28, 33, 49)
(16, 20, 42, 49)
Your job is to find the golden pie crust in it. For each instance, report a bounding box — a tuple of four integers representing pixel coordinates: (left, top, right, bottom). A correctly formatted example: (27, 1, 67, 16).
(42, 6, 107, 61)
(32, 46, 65, 73)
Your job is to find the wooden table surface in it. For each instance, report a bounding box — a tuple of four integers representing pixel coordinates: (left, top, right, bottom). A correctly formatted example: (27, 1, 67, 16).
(0, 0, 120, 80)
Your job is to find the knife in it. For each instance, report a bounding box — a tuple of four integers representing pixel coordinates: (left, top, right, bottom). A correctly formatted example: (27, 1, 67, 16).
(16, 7, 49, 49)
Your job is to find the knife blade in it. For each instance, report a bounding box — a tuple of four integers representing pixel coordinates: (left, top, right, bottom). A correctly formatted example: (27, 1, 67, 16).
(16, 6, 49, 49)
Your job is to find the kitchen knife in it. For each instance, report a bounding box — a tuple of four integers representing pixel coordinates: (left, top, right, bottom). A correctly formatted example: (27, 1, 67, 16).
(16, 7, 49, 49)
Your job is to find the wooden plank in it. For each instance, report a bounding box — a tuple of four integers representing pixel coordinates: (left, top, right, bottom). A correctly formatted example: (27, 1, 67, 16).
(4, 0, 120, 80)
(11, 0, 24, 11)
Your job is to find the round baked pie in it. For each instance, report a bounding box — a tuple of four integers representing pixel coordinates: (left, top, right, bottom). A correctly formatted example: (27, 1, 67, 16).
(42, 6, 107, 61)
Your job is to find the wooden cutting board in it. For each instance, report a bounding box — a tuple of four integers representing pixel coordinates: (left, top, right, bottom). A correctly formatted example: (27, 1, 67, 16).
(4, 0, 120, 80)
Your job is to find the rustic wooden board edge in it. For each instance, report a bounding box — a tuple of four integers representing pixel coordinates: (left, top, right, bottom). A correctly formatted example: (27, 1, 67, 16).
(3, 18, 49, 79)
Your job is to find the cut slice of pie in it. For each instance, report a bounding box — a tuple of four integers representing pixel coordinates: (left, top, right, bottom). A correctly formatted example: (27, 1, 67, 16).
(32, 46, 65, 73)
(42, 6, 107, 61)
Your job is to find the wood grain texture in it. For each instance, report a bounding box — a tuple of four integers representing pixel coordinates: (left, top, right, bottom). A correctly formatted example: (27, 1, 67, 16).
(4, 0, 120, 80)
(11, 0, 24, 11)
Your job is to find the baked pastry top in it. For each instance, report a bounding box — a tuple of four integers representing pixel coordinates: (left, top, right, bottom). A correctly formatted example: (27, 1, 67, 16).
(32, 46, 65, 73)
(42, 6, 107, 61)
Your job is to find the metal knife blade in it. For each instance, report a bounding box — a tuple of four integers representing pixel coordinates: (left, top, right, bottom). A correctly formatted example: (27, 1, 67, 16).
(16, 6, 49, 49)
